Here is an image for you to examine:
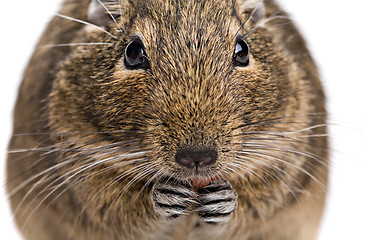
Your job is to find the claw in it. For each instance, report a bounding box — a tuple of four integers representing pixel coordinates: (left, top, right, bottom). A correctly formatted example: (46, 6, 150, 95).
(196, 179, 238, 224)
(152, 181, 195, 219)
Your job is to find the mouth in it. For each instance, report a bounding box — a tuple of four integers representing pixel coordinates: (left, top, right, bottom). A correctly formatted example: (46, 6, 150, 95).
(188, 174, 221, 189)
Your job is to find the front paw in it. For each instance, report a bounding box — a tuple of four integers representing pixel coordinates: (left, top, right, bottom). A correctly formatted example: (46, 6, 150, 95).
(152, 180, 196, 219)
(196, 179, 238, 224)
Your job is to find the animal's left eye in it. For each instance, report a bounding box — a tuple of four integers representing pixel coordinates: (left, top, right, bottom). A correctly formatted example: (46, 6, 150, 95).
(233, 39, 250, 67)
(124, 39, 150, 70)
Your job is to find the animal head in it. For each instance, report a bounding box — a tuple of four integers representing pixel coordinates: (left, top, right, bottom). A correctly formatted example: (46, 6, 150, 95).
(50, 0, 304, 188)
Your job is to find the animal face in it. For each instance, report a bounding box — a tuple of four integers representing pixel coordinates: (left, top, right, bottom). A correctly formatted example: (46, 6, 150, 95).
(49, 0, 294, 188)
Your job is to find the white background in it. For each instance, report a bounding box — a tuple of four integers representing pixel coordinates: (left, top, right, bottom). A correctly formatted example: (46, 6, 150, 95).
(1, 0, 364, 239)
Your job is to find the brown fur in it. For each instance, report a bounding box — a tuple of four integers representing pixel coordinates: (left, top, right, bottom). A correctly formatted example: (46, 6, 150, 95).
(7, 0, 328, 239)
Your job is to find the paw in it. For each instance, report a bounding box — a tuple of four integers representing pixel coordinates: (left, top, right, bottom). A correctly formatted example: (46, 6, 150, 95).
(196, 179, 237, 224)
(152, 180, 196, 219)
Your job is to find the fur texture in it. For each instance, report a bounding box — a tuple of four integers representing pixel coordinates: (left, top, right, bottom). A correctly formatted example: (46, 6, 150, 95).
(7, 0, 328, 239)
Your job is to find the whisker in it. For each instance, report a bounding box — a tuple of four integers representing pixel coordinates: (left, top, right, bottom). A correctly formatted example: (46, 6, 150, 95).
(16, 153, 148, 229)
(118, 162, 158, 195)
(231, 113, 327, 131)
(6, 142, 145, 194)
(7, 138, 147, 198)
(88, 165, 155, 211)
(117, 0, 125, 30)
(55, 13, 118, 39)
(46, 159, 150, 212)
(233, 134, 329, 154)
(12, 129, 143, 137)
(231, 161, 271, 190)
(8, 156, 77, 199)
(76, 161, 156, 211)
(95, 0, 123, 32)
(230, 157, 310, 207)
(8, 138, 144, 154)
(243, 12, 290, 38)
(243, 142, 329, 166)
(38, 42, 114, 49)
(134, 164, 167, 200)
(234, 154, 309, 193)
(224, 165, 255, 190)
(254, 124, 328, 136)
(239, 147, 327, 191)
(234, 2, 262, 38)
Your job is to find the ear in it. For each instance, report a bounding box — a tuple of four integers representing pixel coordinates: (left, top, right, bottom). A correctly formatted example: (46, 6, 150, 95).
(237, 0, 266, 24)
(87, 0, 121, 27)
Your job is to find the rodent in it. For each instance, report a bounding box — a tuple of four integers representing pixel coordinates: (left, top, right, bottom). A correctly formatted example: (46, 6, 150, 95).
(6, 0, 329, 239)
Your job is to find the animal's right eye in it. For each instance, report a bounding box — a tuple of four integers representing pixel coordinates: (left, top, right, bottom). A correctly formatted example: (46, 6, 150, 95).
(233, 39, 250, 68)
(124, 40, 150, 70)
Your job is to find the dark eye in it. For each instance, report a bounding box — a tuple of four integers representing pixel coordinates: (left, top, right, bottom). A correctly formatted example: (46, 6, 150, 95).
(233, 39, 250, 67)
(124, 40, 150, 70)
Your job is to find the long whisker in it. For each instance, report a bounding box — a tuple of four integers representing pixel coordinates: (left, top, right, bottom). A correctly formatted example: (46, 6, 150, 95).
(117, 0, 125, 30)
(6, 137, 147, 192)
(75, 161, 155, 212)
(55, 13, 118, 39)
(234, 3, 265, 38)
(134, 165, 167, 200)
(96, 0, 123, 32)
(12, 129, 144, 137)
(8, 156, 78, 199)
(243, 142, 329, 166)
(82, 164, 158, 209)
(16, 152, 148, 229)
(240, 147, 327, 191)
(118, 162, 158, 195)
(243, 12, 290, 38)
(234, 154, 309, 193)
(231, 113, 327, 131)
(46, 158, 150, 211)
(73, 165, 163, 230)
(8, 138, 143, 154)
(250, 124, 328, 136)
(15, 148, 146, 199)
(230, 156, 311, 207)
(38, 42, 114, 49)
(6, 144, 141, 194)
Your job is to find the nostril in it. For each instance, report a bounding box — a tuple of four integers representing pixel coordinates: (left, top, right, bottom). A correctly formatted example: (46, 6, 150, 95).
(175, 151, 196, 169)
(196, 150, 217, 167)
(175, 148, 217, 169)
